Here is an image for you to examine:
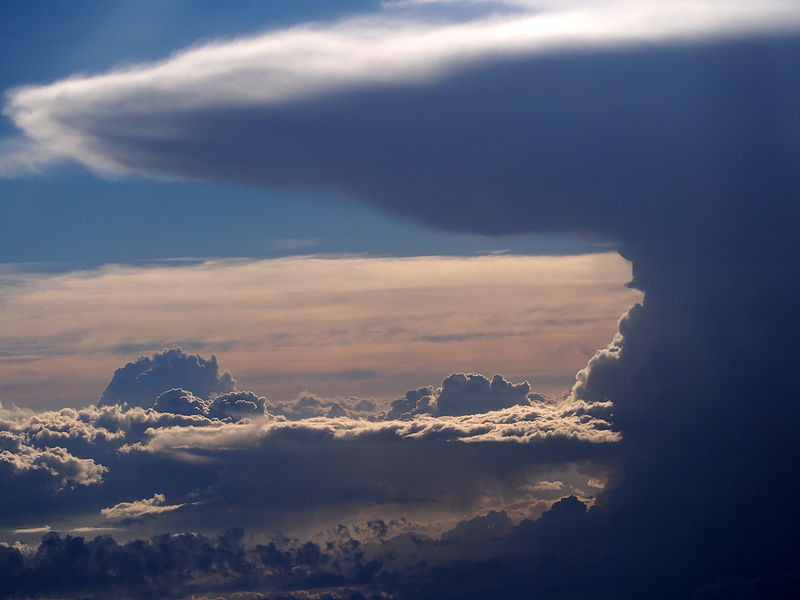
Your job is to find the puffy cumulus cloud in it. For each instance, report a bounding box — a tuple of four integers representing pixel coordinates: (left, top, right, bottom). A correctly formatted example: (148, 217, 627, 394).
(138, 398, 616, 453)
(153, 388, 268, 420)
(102, 394, 615, 539)
(0, 428, 109, 539)
(0, 401, 226, 528)
(0, 367, 616, 542)
(267, 393, 380, 421)
(387, 373, 537, 418)
(100, 494, 186, 523)
(209, 391, 269, 421)
(0, 430, 107, 490)
(153, 388, 210, 416)
(5, 404, 215, 454)
(100, 348, 236, 407)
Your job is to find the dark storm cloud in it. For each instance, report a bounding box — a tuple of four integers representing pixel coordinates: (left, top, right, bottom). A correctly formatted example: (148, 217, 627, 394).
(3, 0, 799, 192)
(1, 1, 799, 598)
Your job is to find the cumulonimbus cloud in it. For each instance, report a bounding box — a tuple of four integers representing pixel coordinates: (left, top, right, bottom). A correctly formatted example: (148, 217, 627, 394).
(2, 1, 800, 597)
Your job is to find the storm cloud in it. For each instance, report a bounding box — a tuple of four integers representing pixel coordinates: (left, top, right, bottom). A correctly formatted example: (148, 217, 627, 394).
(1, 0, 799, 598)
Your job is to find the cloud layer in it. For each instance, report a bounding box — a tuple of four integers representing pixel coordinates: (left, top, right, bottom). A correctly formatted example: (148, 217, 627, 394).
(3, 0, 799, 176)
(0, 352, 616, 548)
(0, 253, 637, 408)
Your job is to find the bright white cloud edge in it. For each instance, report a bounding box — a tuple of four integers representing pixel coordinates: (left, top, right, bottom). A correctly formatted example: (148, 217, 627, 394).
(1, 0, 799, 177)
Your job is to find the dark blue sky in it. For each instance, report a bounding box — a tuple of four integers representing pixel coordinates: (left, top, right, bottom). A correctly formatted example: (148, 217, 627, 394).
(0, 0, 597, 267)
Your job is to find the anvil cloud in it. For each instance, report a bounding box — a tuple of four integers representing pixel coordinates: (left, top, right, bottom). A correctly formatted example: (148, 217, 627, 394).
(3, 0, 799, 192)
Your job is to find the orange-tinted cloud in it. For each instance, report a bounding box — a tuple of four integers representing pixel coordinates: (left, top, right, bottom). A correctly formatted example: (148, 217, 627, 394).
(0, 253, 639, 408)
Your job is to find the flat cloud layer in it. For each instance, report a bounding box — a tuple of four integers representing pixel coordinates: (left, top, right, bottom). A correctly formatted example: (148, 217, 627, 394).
(0, 253, 638, 409)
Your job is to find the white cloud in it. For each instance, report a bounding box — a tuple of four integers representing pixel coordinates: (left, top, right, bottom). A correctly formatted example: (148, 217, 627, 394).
(100, 493, 185, 522)
(0, 137, 61, 178)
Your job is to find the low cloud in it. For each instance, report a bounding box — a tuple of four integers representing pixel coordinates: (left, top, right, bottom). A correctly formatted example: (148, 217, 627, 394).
(267, 392, 377, 420)
(0, 356, 616, 540)
(0, 498, 587, 600)
(0, 430, 107, 490)
(388, 373, 538, 418)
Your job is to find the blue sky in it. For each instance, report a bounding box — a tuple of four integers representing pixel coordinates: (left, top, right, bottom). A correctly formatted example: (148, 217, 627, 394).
(0, 0, 598, 268)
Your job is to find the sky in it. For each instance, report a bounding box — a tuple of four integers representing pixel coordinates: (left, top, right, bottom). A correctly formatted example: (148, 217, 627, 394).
(1, 1, 799, 599)
(0, 0, 603, 266)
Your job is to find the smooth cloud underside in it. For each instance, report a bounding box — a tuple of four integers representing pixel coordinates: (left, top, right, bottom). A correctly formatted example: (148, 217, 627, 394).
(2, 0, 799, 245)
(100, 493, 185, 523)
